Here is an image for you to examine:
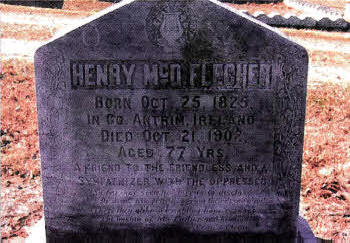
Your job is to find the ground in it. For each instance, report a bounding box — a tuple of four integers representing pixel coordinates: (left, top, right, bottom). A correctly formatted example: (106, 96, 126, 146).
(0, 0, 349, 241)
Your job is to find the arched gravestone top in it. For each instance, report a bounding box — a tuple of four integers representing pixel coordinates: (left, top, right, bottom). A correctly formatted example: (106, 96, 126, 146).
(35, 0, 308, 241)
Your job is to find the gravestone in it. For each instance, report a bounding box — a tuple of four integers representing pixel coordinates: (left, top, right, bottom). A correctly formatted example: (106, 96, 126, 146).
(35, 0, 313, 242)
(0, 0, 63, 9)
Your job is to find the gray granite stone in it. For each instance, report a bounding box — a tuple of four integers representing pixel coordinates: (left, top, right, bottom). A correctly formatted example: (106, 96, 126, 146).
(296, 216, 317, 242)
(285, 16, 302, 28)
(316, 17, 349, 31)
(254, 14, 271, 25)
(35, 0, 309, 241)
(301, 17, 317, 28)
(270, 15, 286, 26)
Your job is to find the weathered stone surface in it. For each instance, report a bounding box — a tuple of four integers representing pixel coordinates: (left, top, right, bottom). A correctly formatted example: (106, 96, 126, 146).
(316, 17, 349, 31)
(35, 0, 308, 241)
(285, 15, 301, 28)
(270, 14, 286, 26)
(300, 16, 317, 28)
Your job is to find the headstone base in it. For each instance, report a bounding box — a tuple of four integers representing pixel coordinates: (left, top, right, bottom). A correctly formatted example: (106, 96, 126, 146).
(45, 216, 316, 243)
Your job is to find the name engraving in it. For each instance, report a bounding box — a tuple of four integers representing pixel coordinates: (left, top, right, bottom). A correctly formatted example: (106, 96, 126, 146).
(70, 60, 274, 90)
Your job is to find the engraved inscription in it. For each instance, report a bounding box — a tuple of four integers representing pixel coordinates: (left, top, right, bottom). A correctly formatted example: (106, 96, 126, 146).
(70, 61, 274, 90)
(64, 59, 277, 232)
